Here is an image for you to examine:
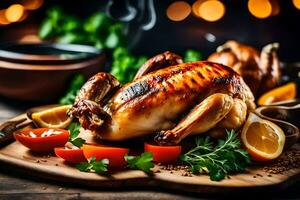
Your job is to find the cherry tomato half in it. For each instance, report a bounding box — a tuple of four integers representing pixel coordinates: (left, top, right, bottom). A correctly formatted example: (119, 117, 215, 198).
(54, 147, 86, 164)
(82, 144, 129, 168)
(144, 143, 181, 163)
(14, 128, 69, 152)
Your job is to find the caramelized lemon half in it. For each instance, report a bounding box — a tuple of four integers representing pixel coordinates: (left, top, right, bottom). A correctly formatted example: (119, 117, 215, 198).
(241, 112, 285, 161)
(32, 105, 73, 129)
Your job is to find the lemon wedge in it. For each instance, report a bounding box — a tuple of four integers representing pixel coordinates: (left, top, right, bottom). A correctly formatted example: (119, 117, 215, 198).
(241, 112, 285, 161)
(31, 105, 73, 129)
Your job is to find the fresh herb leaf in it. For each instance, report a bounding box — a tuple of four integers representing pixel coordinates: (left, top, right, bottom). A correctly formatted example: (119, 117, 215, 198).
(125, 152, 154, 173)
(184, 49, 202, 62)
(111, 47, 147, 84)
(68, 122, 86, 147)
(71, 137, 86, 147)
(92, 159, 109, 174)
(76, 157, 109, 174)
(180, 130, 251, 181)
(59, 74, 85, 105)
(76, 162, 92, 172)
(39, 19, 53, 39)
(68, 122, 81, 140)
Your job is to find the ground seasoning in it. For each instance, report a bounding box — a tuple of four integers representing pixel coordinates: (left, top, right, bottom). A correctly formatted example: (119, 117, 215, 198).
(157, 164, 193, 177)
(262, 150, 300, 174)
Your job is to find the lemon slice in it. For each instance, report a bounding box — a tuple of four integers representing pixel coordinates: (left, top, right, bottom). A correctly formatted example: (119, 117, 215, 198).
(241, 112, 285, 161)
(31, 105, 73, 129)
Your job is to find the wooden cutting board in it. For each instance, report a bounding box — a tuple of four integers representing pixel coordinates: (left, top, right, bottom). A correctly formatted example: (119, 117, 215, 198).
(0, 109, 300, 193)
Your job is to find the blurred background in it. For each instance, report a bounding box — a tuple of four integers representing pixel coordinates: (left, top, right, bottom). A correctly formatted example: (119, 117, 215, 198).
(0, 0, 299, 104)
(0, 0, 300, 60)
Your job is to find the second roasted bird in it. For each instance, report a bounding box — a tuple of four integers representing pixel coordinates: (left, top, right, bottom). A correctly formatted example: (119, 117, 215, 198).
(69, 52, 256, 145)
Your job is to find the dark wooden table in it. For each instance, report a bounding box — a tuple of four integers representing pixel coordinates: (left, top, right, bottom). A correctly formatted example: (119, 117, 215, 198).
(0, 98, 299, 200)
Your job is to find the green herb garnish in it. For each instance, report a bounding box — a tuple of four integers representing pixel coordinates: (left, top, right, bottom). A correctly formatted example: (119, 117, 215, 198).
(180, 130, 251, 181)
(184, 49, 202, 62)
(39, 7, 125, 49)
(59, 74, 85, 105)
(76, 157, 109, 174)
(68, 122, 85, 147)
(110, 47, 148, 84)
(124, 152, 154, 173)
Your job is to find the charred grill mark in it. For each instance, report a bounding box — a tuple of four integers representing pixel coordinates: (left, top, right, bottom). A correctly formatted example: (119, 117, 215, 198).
(120, 81, 149, 101)
(165, 80, 175, 91)
(190, 78, 197, 84)
(211, 68, 222, 76)
(112, 61, 242, 114)
(213, 76, 234, 85)
(196, 71, 205, 79)
(155, 75, 164, 83)
(183, 82, 190, 90)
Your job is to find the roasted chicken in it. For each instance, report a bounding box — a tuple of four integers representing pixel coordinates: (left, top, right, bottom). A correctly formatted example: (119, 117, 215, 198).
(69, 52, 255, 145)
(208, 40, 281, 97)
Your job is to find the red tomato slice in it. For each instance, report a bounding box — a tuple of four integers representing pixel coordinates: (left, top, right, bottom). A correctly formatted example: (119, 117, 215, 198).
(144, 143, 181, 163)
(82, 144, 129, 168)
(14, 128, 69, 152)
(54, 147, 86, 164)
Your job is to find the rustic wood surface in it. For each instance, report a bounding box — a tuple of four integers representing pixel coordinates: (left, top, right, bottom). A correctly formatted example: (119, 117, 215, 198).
(0, 98, 299, 199)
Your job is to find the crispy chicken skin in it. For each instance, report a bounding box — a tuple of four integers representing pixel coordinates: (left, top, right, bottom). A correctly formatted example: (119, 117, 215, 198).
(70, 52, 255, 145)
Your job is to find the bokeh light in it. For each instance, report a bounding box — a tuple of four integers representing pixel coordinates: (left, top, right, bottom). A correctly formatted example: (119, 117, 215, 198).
(192, 0, 204, 17)
(270, 0, 280, 16)
(0, 9, 10, 25)
(20, 34, 41, 42)
(248, 0, 272, 19)
(293, 0, 300, 9)
(5, 4, 25, 22)
(198, 0, 225, 22)
(21, 0, 44, 10)
(166, 1, 191, 21)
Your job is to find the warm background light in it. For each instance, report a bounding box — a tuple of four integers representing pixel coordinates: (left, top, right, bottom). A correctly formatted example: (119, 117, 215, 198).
(293, 0, 300, 9)
(198, 0, 225, 22)
(21, 0, 44, 10)
(19, 34, 41, 42)
(192, 0, 204, 17)
(5, 4, 25, 22)
(270, 0, 280, 16)
(166, 1, 191, 21)
(248, 0, 272, 19)
(0, 9, 10, 25)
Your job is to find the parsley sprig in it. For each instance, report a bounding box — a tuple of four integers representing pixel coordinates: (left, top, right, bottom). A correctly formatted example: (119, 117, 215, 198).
(76, 157, 109, 174)
(180, 130, 251, 181)
(68, 122, 86, 147)
(125, 152, 154, 173)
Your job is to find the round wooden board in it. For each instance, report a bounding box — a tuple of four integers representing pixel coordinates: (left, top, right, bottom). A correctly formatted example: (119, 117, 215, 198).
(0, 106, 299, 193)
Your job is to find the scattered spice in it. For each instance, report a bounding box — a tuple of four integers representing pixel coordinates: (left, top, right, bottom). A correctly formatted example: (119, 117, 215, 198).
(158, 164, 193, 177)
(42, 186, 47, 190)
(262, 150, 300, 174)
(41, 159, 47, 162)
(35, 160, 40, 163)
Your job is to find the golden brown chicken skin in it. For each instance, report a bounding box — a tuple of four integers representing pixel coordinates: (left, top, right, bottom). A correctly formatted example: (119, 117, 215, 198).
(70, 53, 255, 145)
